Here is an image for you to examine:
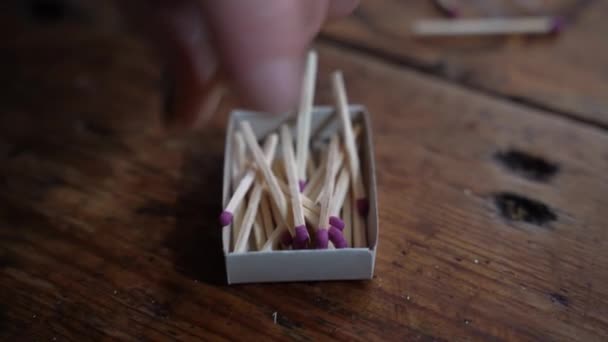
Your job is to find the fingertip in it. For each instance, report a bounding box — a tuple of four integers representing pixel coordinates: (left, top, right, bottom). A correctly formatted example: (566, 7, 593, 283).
(235, 56, 303, 114)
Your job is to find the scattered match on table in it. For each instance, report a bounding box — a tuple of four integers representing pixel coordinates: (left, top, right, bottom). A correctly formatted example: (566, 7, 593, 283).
(412, 16, 564, 37)
(220, 53, 369, 252)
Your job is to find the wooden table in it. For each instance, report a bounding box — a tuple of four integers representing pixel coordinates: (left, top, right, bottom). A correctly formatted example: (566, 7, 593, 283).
(1, 1, 607, 341)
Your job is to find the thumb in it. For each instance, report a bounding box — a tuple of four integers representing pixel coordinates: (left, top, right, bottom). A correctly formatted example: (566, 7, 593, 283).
(201, 0, 330, 114)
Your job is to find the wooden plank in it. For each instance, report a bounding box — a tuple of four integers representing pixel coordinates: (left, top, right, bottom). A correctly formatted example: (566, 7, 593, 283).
(322, 0, 608, 128)
(1, 1, 608, 341)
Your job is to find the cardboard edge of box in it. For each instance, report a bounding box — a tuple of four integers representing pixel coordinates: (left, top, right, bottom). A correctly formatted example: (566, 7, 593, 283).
(221, 105, 379, 284)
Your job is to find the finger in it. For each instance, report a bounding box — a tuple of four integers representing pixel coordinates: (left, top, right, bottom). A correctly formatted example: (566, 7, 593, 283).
(201, 0, 330, 114)
(328, 0, 360, 19)
(118, 0, 219, 128)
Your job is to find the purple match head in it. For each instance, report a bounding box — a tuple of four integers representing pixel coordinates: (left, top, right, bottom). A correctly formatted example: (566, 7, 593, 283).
(280, 230, 293, 247)
(328, 226, 347, 248)
(293, 225, 310, 249)
(298, 180, 307, 192)
(315, 228, 329, 249)
(356, 198, 369, 217)
(329, 216, 344, 231)
(550, 16, 566, 34)
(219, 211, 233, 226)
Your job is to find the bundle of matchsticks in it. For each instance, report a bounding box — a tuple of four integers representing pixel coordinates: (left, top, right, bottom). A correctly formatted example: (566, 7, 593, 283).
(219, 51, 369, 252)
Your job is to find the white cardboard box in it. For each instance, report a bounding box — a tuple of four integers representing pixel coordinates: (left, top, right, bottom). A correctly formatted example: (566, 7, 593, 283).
(221, 105, 378, 284)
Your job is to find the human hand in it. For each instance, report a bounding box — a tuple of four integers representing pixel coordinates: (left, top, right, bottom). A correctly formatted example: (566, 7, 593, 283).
(119, 0, 359, 128)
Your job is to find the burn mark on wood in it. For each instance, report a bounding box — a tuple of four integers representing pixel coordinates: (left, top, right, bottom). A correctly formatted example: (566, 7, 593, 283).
(549, 293, 569, 307)
(495, 150, 559, 182)
(392, 261, 404, 269)
(494, 193, 557, 226)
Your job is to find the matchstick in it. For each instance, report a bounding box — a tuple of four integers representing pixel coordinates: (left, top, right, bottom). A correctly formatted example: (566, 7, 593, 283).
(260, 193, 275, 242)
(303, 206, 319, 227)
(261, 225, 288, 251)
(230, 137, 245, 249)
(231, 132, 246, 187)
(303, 148, 327, 199)
(313, 126, 361, 204)
(432, 0, 459, 18)
(253, 212, 266, 251)
(233, 186, 263, 253)
(316, 135, 340, 249)
(332, 71, 368, 218)
(219, 133, 278, 227)
(281, 124, 310, 248)
(412, 16, 564, 37)
(295, 51, 318, 192)
(313, 149, 344, 204)
(276, 178, 319, 215)
(306, 148, 316, 180)
(327, 166, 350, 248)
(240, 121, 292, 233)
(352, 189, 367, 248)
(267, 197, 293, 249)
(329, 166, 350, 230)
(232, 202, 246, 251)
(272, 156, 286, 182)
(342, 189, 353, 247)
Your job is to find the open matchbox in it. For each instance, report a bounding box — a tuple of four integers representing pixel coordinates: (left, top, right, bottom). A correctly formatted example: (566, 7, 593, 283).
(221, 105, 378, 284)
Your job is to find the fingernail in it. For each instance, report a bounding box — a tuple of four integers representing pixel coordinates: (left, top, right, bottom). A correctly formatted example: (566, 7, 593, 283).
(243, 57, 302, 114)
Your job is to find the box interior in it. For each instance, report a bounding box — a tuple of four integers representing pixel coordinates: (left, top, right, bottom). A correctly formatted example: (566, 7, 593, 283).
(221, 106, 379, 283)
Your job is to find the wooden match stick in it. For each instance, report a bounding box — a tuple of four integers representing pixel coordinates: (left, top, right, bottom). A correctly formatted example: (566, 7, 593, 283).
(240, 121, 292, 233)
(302, 206, 319, 227)
(332, 71, 368, 218)
(253, 212, 266, 251)
(329, 166, 350, 230)
(272, 156, 286, 182)
(351, 190, 367, 248)
(260, 193, 275, 242)
(327, 166, 350, 248)
(281, 124, 310, 248)
(313, 149, 344, 204)
(231, 132, 246, 186)
(267, 197, 293, 248)
(313, 126, 361, 204)
(276, 179, 319, 215)
(306, 148, 316, 180)
(316, 135, 340, 249)
(231, 202, 246, 251)
(233, 186, 263, 253)
(219, 133, 278, 227)
(230, 137, 245, 249)
(412, 16, 564, 36)
(342, 189, 353, 248)
(295, 51, 318, 192)
(261, 225, 287, 251)
(303, 148, 327, 199)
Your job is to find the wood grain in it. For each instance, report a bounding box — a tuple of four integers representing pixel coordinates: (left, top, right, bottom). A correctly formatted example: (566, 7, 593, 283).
(0, 1, 607, 341)
(322, 0, 608, 128)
